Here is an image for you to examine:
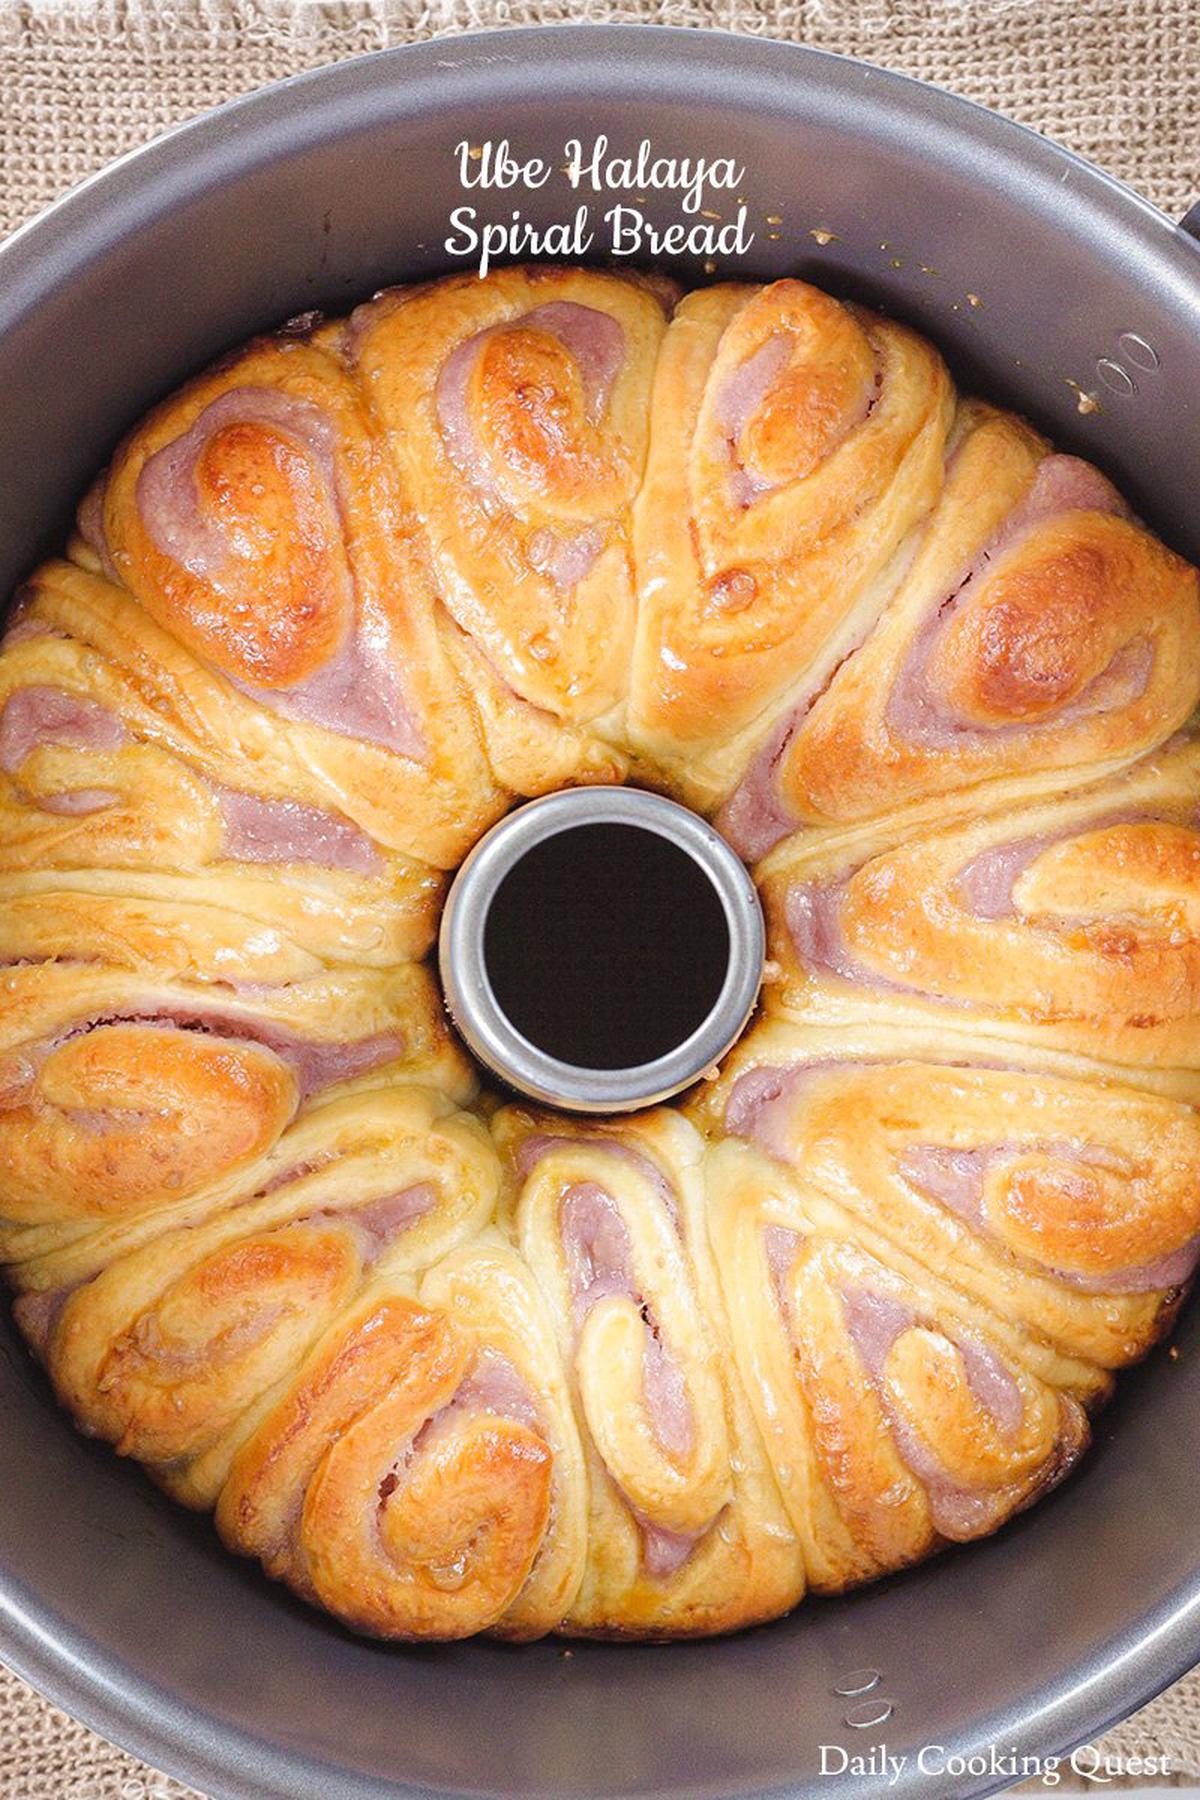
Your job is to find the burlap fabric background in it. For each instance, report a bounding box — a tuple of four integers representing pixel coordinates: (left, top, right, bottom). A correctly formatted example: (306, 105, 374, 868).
(0, 1, 1198, 1794)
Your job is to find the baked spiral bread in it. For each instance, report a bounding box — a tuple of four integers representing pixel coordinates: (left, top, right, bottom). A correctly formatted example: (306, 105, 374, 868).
(2, 267, 1197, 1642)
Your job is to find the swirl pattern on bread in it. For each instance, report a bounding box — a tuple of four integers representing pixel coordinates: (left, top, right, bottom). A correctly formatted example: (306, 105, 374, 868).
(1, 268, 1197, 1640)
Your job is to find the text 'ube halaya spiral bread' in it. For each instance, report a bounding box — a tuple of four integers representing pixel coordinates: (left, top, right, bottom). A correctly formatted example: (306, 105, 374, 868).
(1, 264, 1198, 1642)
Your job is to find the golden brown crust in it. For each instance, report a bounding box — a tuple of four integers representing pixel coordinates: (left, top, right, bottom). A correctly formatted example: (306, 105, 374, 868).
(743, 402, 1200, 844)
(0, 961, 470, 1262)
(628, 280, 954, 804)
(354, 266, 669, 790)
(97, 338, 504, 868)
(37, 1087, 499, 1511)
(705, 1141, 1093, 1592)
(0, 266, 1196, 1642)
(694, 1019, 1200, 1372)
(759, 735, 1200, 1069)
(495, 1105, 804, 1635)
(216, 1277, 562, 1640)
(0, 607, 446, 973)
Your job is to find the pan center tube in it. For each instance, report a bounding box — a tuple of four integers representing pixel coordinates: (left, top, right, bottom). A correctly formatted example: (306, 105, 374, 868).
(439, 787, 764, 1111)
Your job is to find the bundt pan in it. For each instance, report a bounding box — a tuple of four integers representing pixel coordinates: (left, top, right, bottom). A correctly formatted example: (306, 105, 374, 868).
(2, 24, 1199, 1800)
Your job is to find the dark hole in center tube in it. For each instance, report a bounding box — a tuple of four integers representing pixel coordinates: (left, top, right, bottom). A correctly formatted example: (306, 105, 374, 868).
(482, 821, 731, 1071)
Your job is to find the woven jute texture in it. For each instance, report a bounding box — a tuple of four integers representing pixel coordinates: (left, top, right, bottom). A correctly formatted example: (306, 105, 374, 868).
(2, 0, 1199, 233)
(1, 1, 1199, 1794)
